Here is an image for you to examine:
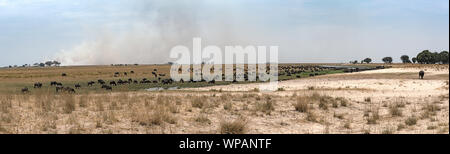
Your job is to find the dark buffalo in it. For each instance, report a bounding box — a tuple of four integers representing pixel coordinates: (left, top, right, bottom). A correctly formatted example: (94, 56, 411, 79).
(21, 87, 29, 93)
(56, 86, 64, 92)
(102, 85, 112, 91)
(61, 73, 67, 77)
(98, 79, 105, 85)
(110, 81, 117, 86)
(75, 84, 81, 89)
(65, 87, 76, 93)
(34, 82, 42, 88)
(419, 70, 425, 79)
(50, 81, 58, 86)
(88, 81, 95, 86)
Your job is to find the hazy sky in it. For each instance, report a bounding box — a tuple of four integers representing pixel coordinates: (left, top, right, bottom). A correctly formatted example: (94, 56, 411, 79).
(0, 0, 448, 66)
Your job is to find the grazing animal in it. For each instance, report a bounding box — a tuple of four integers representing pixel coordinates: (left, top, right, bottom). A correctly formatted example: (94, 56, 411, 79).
(75, 84, 81, 89)
(98, 79, 105, 85)
(34, 82, 42, 88)
(56, 86, 64, 92)
(130, 71, 135, 74)
(21, 87, 29, 93)
(50, 81, 57, 86)
(110, 81, 117, 86)
(88, 81, 95, 86)
(56, 82, 63, 86)
(61, 73, 67, 77)
(419, 70, 425, 79)
(101, 85, 112, 90)
(65, 87, 76, 93)
(124, 72, 128, 76)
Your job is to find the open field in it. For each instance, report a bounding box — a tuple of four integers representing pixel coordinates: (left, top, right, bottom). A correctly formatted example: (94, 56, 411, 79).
(0, 64, 448, 134)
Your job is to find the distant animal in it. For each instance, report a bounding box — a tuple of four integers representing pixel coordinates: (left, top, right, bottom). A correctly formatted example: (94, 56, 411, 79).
(56, 82, 63, 86)
(21, 87, 29, 93)
(75, 84, 81, 89)
(102, 85, 112, 91)
(34, 82, 42, 88)
(124, 72, 128, 76)
(88, 81, 95, 86)
(56, 86, 64, 92)
(50, 81, 58, 86)
(98, 79, 105, 85)
(130, 71, 135, 74)
(61, 73, 67, 77)
(419, 70, 425, 79)
(65, 87, 76, 93)
(110, 81, 117, 86)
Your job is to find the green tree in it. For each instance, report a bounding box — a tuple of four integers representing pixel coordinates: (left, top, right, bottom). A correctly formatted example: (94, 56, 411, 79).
(45, 61, 54, 67)
(382, 57, 393, 64)
(400, 55, 411, 63)
(363, 58, 372, 64)
(438, 51, 449, 64)
(416, 50, 434, 64)
(411, 57, 417, 63)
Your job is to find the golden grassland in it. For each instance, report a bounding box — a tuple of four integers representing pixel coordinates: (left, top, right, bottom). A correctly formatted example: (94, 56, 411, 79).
(0, 63, 448, 134)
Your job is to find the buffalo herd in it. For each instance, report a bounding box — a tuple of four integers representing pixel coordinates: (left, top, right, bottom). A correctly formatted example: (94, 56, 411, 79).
(19, 66, 414, 94)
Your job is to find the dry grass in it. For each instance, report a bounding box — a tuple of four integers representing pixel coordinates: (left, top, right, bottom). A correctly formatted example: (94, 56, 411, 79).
(219, 118, 247, 134)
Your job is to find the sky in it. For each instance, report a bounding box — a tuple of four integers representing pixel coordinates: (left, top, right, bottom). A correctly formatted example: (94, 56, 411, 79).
(0, 0, 448, 66)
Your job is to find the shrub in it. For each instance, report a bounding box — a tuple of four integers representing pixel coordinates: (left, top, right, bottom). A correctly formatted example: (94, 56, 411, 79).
(220, 118, 247, 134)
(405, 116, 418, 126)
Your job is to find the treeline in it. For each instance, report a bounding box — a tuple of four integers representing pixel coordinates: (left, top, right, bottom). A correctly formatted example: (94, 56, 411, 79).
(383, 50, 448, 64)
(351, 50, 448, 64)
(5, 60, 61, 68)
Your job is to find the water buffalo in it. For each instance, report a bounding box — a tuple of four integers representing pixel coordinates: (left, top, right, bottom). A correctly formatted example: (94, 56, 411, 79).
(56, 86, 64, 92)
(61, 73, 67, 77)
(102, 85, 112, 91)
(65, 87, 76, 93)
(21, 87, 29, 93)
(34, 82, 42, 88)
(419, 70, 425, 79)
(50, 81, 58, 86)
(110, 81, 117, 86)
(75, 84, 81, 89)
(88, 81, 95, 86)
(97, 79, 106, 84)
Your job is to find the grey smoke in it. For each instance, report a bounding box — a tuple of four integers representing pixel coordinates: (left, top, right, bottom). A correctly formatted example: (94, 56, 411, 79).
(55, 0, 207, 65)
(54, 0, 280, 65)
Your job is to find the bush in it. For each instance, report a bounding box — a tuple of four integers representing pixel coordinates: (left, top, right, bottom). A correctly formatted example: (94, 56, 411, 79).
(405, 116, 418, 126)
(220, 118, 247, 134)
